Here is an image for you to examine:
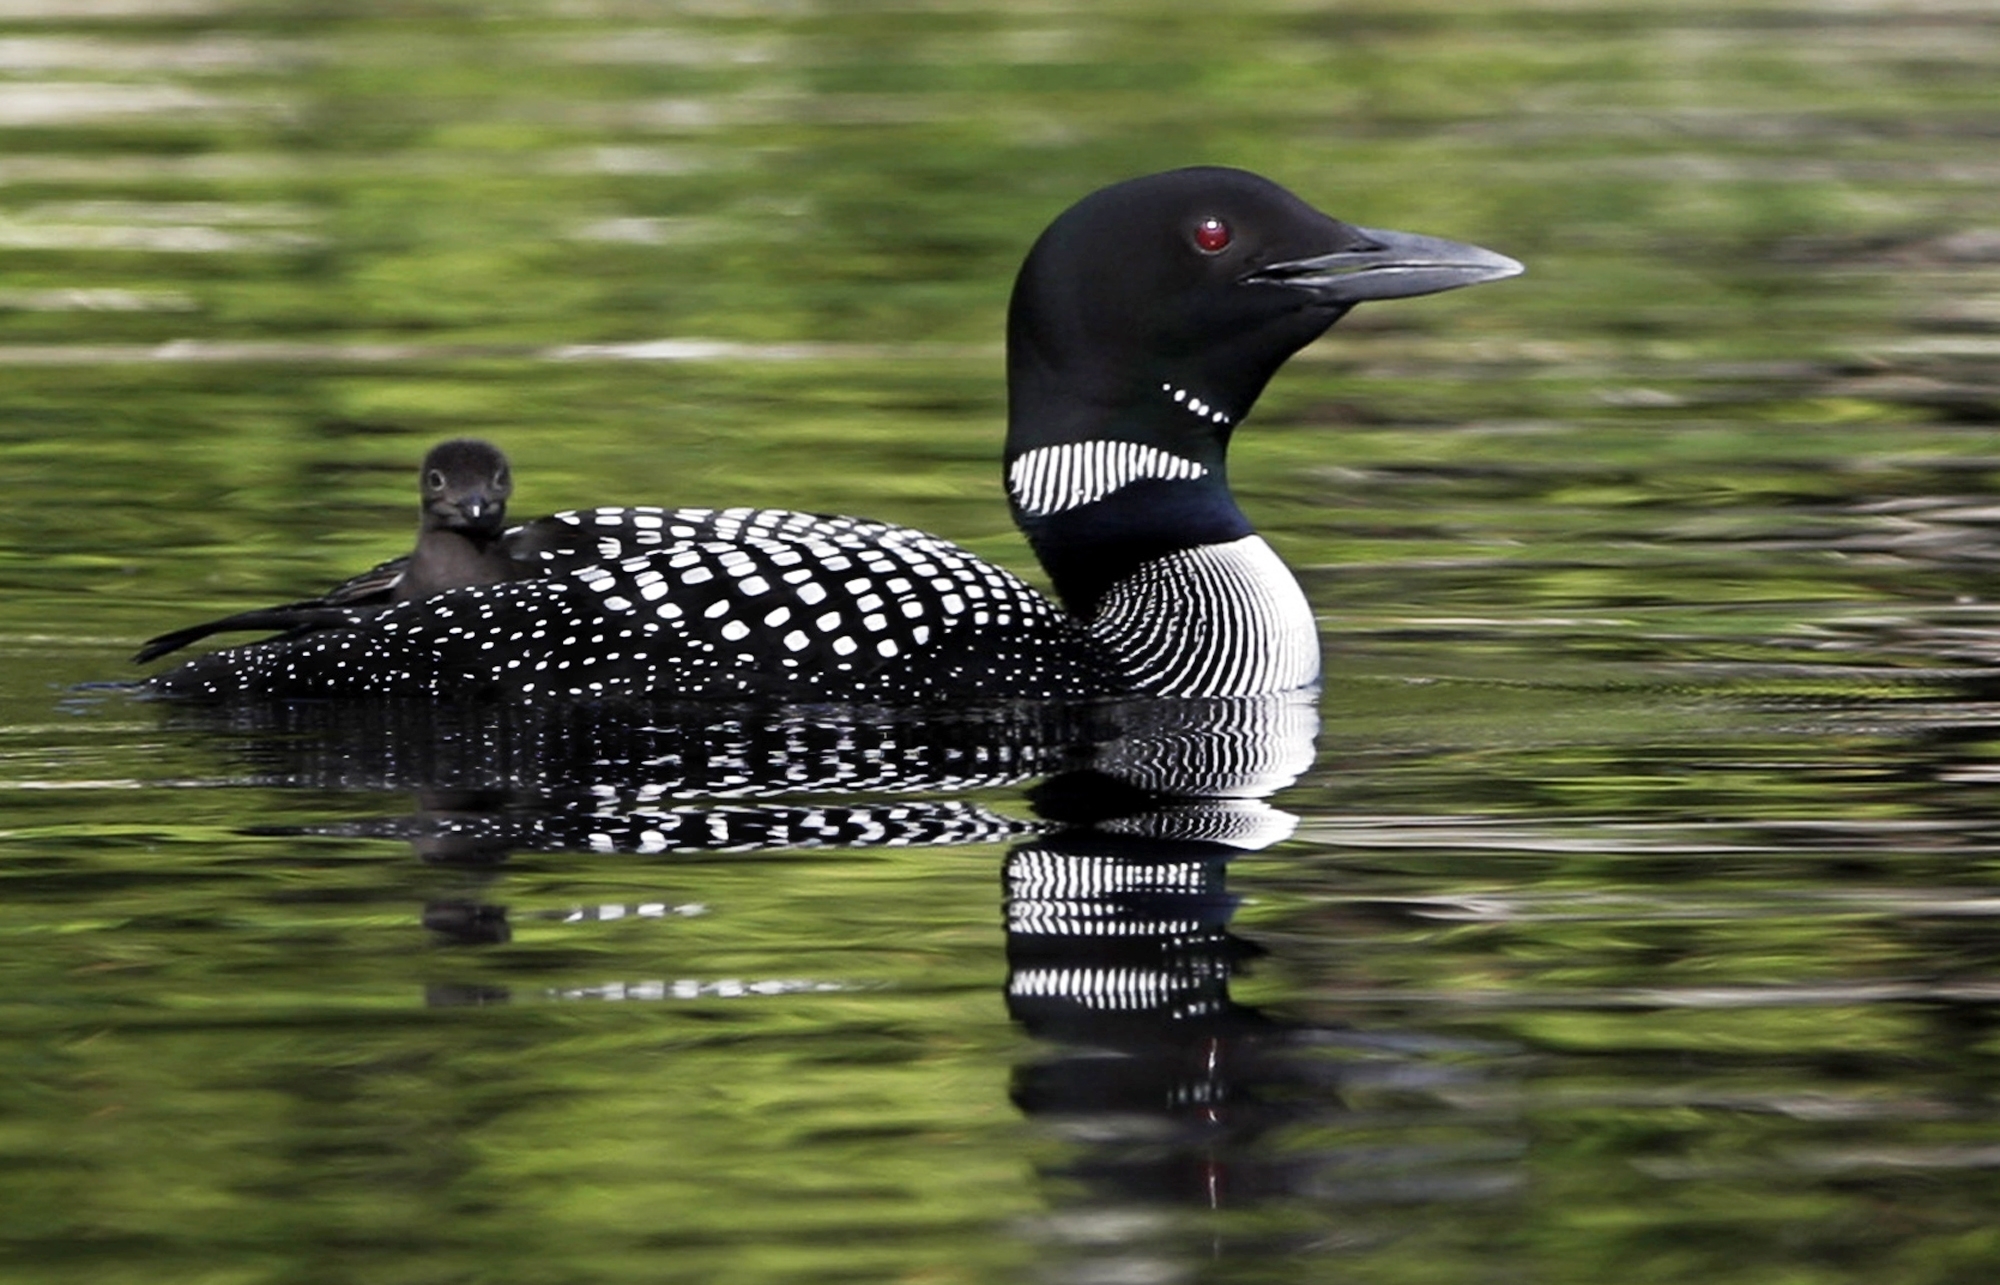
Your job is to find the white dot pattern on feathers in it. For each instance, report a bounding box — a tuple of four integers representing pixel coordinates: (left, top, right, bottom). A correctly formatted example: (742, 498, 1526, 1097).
(1007, 441, 1208, 516)
(154, 506, 1112, 701)
(1089, 534, 1319, 697)
(1161, 381, 1233, 426)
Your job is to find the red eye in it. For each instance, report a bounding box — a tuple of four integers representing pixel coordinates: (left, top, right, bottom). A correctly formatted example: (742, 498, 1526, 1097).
(1193, 216, 1231, 253)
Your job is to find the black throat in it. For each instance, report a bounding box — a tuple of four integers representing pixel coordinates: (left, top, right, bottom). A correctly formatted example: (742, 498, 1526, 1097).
(1013, 465, 1251, 618)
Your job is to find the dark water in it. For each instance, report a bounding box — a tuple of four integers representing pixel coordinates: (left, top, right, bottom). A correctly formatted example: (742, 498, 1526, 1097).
(6, 2, 2000, 1281)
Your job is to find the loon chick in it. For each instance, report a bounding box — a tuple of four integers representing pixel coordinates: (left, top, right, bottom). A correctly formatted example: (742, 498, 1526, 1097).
(135, 437, 519, 663)
(149, 167, 1521, 702)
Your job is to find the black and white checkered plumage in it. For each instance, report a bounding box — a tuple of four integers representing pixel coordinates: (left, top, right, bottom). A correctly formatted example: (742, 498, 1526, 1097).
(154, 505, 1112, 701)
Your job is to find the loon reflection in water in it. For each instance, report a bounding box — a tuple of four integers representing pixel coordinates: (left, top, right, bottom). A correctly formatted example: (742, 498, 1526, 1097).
(187, 689, 1315, 860)
(173, 687, 1522, 1240)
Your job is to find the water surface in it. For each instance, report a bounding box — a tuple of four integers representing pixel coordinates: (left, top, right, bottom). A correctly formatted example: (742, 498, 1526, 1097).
(5, 2, 2000, 1282)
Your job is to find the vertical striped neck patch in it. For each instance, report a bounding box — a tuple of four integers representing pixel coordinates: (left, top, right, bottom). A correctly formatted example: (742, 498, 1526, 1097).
(1008, 441, 1209, 517)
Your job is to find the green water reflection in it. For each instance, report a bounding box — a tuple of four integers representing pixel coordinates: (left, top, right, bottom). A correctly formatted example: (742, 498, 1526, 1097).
(4, 1, 2000, 1282)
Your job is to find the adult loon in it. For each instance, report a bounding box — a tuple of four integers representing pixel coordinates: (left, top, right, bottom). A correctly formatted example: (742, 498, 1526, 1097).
(146, 167, 1521, 702)
(135, 438, 521, 663)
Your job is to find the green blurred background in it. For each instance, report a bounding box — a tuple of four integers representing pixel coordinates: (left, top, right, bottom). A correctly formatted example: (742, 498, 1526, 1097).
(4, 3, 2000, 1283)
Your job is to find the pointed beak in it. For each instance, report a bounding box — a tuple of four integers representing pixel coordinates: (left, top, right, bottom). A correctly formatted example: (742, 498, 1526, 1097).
(1248, 226, 1524, 305)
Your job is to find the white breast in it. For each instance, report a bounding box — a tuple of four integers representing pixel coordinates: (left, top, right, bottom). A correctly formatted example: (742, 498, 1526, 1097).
(1088, 534, 1319, 696)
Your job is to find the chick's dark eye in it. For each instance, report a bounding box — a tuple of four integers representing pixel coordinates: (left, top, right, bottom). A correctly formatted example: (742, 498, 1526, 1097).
(494, 468, 510, 487)
(1193, 216, 1231, 254)
(427, 469, 445, 490)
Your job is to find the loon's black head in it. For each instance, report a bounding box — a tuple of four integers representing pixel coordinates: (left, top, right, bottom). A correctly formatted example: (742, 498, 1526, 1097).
(1004, 166, 1521, 613)
(1006, 166, 1522, 462)
(419, 437, 513, 537)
